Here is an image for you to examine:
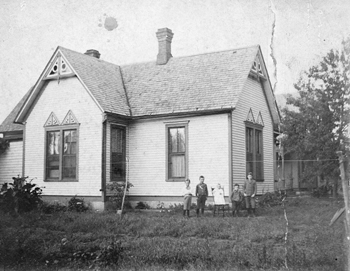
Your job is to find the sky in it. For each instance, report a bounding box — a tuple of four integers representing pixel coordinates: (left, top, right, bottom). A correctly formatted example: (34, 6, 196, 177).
(0, 0, 350, 124)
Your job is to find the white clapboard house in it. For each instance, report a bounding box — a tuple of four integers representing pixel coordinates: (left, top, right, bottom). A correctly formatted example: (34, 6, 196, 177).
(0, 28, 281, 210)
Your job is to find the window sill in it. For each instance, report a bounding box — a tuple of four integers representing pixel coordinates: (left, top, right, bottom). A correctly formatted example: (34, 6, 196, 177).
(166, 178, 186, 182)
(44, 179, 79, 182)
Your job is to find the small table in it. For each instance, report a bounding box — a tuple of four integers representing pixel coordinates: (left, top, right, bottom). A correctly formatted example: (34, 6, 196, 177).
(213, 204, 230, 217)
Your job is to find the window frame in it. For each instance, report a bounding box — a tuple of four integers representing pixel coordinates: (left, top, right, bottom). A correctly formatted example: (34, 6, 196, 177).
(110, 124, 126, 182)
(165, 121, 189, 182)
(44, 125, 79, 182)
(245, 121, 264, 182)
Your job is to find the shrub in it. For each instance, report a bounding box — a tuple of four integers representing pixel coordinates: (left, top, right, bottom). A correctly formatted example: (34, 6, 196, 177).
(106, 182, 133, 210)
(68, 196, 89, 212)
(40, 201, 67, 214)
(135, 201, 150, 209)
(312, 184, 333, 198)
(257, 190, 286, 208)
(0, 176, 42, 214)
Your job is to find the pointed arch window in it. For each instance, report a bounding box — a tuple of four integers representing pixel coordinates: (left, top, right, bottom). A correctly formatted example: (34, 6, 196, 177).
(245, 109, 264, 181)
(44, 111, 79, 181)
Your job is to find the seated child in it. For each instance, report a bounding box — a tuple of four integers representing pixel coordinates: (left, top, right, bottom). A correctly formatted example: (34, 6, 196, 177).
(230, 183, 243, 217)
(212, 183, 226, 205)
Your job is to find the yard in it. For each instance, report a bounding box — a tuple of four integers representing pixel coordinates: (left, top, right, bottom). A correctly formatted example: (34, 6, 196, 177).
(0, 196, 346, 271)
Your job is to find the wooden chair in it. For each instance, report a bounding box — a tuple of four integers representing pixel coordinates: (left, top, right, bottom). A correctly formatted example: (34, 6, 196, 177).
(212, 185, 229, 217)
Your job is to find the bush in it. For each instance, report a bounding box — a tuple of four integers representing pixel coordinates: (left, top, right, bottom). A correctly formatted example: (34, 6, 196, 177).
(40, 201, 67, 214)
(68, 196, 89, 212)
(106, 181, 133, 210)
(257, 190, 286, 208)
(0, 176, 42, 214)
(312, 184, 333, 198)
(135, 201, 150, 209)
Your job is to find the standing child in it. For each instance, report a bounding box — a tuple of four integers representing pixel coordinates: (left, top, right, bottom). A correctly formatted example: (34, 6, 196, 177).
(195, 175, 208, 217)
(243, 172, 257, 217)
(182, 179, 193, 217)
(230, 183, 243, 217)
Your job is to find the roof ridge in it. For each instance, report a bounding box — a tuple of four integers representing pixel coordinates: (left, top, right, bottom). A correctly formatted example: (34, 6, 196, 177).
(121, 44, 260, 67)
(58, 46, 120, 68)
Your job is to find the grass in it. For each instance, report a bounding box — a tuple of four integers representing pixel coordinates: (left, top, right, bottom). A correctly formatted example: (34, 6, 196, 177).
(0, 196, 346, 270)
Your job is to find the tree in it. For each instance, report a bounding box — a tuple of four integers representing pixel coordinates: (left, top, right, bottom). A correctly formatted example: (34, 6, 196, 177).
(281, 37, 350, 191)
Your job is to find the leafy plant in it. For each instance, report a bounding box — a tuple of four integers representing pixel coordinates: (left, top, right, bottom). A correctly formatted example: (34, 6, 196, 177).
(68, 196, 89, 212)
(312, 184, 333, 198)
(135, 201, 150, 209)
(40, 201, 67, 214)
(0, 176, 42, 213)
(257, 191, 286, 208)
(106, 181, 133, 210)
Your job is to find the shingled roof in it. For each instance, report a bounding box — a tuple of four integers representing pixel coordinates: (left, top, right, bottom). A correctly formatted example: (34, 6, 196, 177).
(121, 46, 257, 116)
(4, 43, 279, 132)
(0, 87, 31, 133)
(59, 47, 130, 116)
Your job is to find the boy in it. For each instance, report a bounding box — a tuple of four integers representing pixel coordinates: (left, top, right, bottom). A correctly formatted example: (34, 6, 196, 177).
(230, 183, 243, 217)
(195, 175, 208, 217)
(243, 172, 257, 217)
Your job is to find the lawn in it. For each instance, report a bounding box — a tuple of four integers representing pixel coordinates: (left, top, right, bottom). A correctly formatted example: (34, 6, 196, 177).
(0, 196, 346, 271)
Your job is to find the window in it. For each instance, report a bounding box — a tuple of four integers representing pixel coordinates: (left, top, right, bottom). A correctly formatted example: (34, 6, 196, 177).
(165, 122, 189, 181)
(110, 125, 126, 182)
(44, 111, 79, 181)
(246, 125, 264, 181)
(45, 128, 79, 181)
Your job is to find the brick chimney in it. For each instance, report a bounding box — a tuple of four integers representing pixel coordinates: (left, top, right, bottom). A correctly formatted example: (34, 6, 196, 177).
(156, 28, 174, 65)
(84, 49, 101, 59)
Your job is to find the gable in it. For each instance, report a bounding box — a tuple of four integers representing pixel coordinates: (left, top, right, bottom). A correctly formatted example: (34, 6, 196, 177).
(9, 44, 280, 128)
(14, 46, 130, 124)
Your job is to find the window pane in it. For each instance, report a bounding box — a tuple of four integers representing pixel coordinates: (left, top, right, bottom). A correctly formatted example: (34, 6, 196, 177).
(169, 127, 185, 153)
(171, 155, 185, 177)
(246, 128, 253, 153)
(46, 131, 60, 179)
(62, 129, 77, 179)
(111, 127, 125, 182)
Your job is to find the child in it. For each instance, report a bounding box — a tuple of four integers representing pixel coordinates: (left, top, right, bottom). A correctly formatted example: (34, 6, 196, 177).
(195, 175, 208, 217)
(182, 179, 193, 217)
(212, 183, 226, 205)
(243, 172, 257, 217)
(230, 183, 243, 217)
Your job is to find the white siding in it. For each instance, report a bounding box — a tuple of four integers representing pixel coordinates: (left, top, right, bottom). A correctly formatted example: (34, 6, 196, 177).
(232, 77, 275, 194)
(24, 77, 103, 196)
(0, 140, 23, 184)
(128, 114, 230, 196)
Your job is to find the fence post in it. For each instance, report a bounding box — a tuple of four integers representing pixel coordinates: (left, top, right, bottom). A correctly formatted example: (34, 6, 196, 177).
(336, 151, 350, 270)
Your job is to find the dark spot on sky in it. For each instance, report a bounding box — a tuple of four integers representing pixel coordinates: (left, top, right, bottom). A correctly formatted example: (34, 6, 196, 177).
(104, 17, 118, 31)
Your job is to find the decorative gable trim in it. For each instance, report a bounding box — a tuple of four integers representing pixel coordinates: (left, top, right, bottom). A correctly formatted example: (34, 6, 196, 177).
(256, 111, 264, 126)
(44, 53, 74, 81)
(44, 112, 60, 127)
(62, 110, 79, 125)
(246, 108, 255, 123)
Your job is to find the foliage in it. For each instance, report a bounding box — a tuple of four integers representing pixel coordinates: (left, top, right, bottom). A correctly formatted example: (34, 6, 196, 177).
(0, 137, 9, 154)
(68, 196, 90, 212)
(135, 201, 150, 209)
(40, 201, 67, 214)
(257, 190, 287, 208)
(106, 181, 133, 210)
(0, 197, 344, 270)
(281, 37, 350, 187)
(0, 176, 42, 213)
(312, 184, 333, 198)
